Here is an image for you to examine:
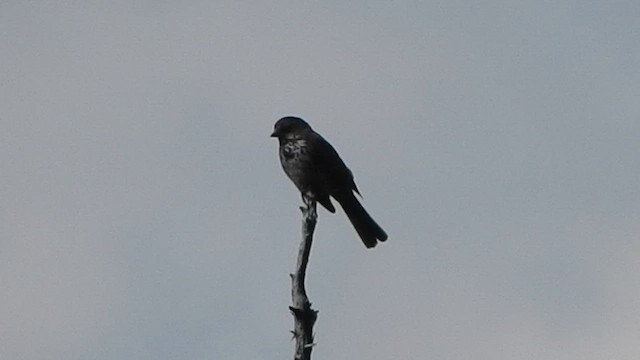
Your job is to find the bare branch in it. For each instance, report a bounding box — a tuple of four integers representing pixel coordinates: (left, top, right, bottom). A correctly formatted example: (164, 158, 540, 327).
(290, 195, 318, 360)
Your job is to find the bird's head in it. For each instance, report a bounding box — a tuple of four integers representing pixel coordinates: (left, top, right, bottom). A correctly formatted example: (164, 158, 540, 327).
(270, 116, 312, 138)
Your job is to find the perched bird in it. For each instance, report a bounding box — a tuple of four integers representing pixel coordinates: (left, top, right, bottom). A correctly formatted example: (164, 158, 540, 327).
(271, 116, 387, 248)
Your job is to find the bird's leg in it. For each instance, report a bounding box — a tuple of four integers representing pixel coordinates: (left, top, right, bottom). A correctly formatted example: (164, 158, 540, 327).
(300, 192, 316, 213)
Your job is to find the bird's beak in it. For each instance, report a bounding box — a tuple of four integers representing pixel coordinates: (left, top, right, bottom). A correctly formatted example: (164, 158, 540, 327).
(270, 131, 277, 138)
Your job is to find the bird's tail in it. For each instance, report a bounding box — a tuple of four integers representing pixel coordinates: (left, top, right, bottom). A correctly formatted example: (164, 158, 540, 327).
(336, 192, 388, 248)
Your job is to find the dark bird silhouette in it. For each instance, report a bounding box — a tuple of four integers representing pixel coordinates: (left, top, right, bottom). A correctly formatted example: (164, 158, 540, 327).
(271, 116, 387, 248)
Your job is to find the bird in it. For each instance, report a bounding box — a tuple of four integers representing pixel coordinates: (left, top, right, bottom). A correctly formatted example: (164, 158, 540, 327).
(271, 116, 387, 248)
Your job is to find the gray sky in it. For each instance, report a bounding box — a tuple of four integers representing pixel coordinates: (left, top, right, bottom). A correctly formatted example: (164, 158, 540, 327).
(2, 1, 639, 359)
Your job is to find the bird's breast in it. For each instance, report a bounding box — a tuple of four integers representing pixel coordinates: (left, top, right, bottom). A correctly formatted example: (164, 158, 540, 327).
(279, 139, 312, 191)
(281, 139, 307, 160)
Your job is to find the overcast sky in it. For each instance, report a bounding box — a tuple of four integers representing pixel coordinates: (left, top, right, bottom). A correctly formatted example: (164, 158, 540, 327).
(2, 1, 639, 359)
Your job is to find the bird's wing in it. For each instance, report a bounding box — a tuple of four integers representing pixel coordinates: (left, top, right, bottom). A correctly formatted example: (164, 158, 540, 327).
(310, 132, 360, 196)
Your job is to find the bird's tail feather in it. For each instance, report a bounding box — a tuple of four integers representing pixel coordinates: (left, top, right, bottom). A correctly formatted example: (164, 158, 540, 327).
(336, 192, 387, 248)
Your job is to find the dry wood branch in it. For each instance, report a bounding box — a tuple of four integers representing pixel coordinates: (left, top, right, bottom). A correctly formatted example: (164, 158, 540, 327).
(289, 195, 318, 360)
